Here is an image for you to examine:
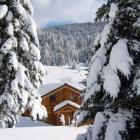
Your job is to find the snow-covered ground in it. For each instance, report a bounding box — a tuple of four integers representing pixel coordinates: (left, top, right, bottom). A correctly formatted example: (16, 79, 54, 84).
(0, 126, 87, 140)
(14, 66, 87, 128)
(39, 65, 87, 96)
(0, 65, 88, 140)
(16, 117, 52, 127)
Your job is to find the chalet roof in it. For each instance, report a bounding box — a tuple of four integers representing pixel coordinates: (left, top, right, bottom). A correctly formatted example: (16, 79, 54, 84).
(40, 82, 83, 97)
(53, 100, 81, 112)
(39, 82, 63, 96)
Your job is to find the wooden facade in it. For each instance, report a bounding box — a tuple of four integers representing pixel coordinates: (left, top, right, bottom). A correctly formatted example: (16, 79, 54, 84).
(42, 83, 82, 125)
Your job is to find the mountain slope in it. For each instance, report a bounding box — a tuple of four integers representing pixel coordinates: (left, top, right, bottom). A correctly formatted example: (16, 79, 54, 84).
(38, 22, 105, 66)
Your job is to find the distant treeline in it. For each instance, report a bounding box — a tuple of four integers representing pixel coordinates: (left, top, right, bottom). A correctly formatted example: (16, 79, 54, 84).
(38, 22, 106, 66)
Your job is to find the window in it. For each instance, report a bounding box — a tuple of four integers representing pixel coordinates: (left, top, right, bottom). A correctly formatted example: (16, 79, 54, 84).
(49, 95, 56, 101)
(70, 94, 77, 101)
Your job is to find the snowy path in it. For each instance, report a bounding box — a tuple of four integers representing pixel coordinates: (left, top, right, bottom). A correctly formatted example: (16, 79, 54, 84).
(0, 126, 86, 140)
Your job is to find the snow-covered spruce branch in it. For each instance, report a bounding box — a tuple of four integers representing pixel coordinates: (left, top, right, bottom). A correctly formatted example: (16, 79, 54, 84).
(0, 0, 47, 128)
(77, 0, 140, 140)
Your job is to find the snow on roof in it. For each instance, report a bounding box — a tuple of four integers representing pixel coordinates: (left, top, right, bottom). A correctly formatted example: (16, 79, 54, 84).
(39, 82, 64, 96)
(39, 82, 82, 97)
(39, 66, 87, 96)
(53, 100, 81, 112)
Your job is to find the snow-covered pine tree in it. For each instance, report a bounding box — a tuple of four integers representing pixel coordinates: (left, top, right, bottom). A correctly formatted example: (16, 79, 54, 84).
(78, 0, 140, 139)
(0, 0, 47, 128)
(38, 22, 106, 66)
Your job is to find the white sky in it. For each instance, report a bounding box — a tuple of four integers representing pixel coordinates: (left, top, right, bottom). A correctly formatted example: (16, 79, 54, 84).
(30, 0, 105, 27)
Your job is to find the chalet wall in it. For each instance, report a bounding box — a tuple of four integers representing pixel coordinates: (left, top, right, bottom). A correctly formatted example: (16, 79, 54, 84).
(55, 105, 78, 125)
(42, 86, 82, 125)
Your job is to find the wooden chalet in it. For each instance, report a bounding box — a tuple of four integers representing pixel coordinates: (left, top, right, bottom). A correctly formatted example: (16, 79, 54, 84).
(41, 83, 82, 125)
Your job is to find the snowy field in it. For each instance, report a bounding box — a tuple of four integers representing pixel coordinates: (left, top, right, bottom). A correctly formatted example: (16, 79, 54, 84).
(40, 65, 87, 96)
(0, 65, 88, 140)
(0, 126, 87, 140)
(16, 117, 52, 127)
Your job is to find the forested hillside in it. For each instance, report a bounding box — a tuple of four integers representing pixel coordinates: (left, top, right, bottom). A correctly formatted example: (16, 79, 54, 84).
(38, 22, 106, 66)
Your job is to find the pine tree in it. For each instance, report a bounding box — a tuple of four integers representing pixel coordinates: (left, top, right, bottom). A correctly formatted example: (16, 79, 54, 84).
(38, 22, 106, 66)
(0, 0, 47, 128)
(78, 0, 140, 139)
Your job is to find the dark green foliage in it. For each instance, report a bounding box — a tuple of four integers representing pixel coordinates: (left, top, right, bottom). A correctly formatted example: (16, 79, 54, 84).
(78, 0, 140, 140)
(0, 0, 46, 128)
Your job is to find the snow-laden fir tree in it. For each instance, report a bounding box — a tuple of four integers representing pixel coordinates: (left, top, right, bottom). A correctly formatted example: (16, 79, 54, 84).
(0, 0, 47, 128)
(77, 0, 140, 139)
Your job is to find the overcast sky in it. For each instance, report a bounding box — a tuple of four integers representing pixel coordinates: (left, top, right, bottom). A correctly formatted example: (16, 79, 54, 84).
(30, 0, 105, 28)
